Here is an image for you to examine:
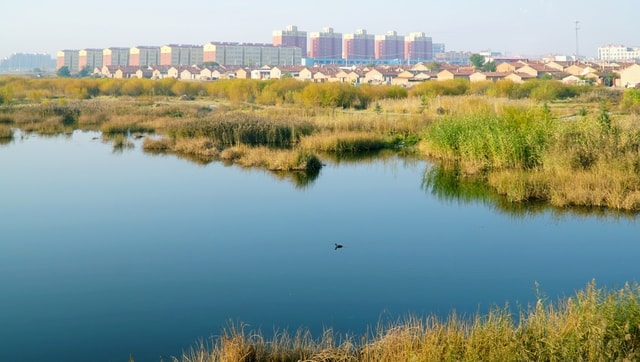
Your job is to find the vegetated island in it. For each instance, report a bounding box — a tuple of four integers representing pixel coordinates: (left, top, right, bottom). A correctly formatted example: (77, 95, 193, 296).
(2, 76, 640, 360)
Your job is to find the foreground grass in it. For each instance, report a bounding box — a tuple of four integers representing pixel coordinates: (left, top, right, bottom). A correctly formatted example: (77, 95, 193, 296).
(173, 281, 640, 362)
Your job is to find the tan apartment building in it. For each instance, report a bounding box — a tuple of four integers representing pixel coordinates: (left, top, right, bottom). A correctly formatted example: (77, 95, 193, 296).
(103, 47, 130, 66)
(130, 46, 161, 67)
(56, 50, 79, 71)
(160, 45, 203, 66)
(79, 49, 103, 71)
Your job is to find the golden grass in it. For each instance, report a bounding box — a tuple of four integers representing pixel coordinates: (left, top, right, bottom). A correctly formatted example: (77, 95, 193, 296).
(175, 281, 640, 362)
(219, 145, 322, 172)
(299, 131, 391, 153)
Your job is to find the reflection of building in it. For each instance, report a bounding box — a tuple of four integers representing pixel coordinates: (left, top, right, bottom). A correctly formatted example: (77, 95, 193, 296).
(343, 29, 374, 61)
(309, 27, 342, 59)
(273, 25, 307, 57)
(79, 49, 103, 71)
(103, 48, 130, 66)
(405, 32, 433, 62)
(160, 45, 204, 66)
(56, 50, 79, 71)
(375, 31, 405, 61)
(203, 42, 301, 66)
(129, 46, 161, 67)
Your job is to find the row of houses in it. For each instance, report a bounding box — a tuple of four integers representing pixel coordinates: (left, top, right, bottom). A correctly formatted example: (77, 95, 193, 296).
(93, 60, 640, 88)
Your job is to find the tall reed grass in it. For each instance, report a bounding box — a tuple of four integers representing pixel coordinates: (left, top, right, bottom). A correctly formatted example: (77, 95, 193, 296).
(166, 112, 313, 147)
(174, 281, 640, 362)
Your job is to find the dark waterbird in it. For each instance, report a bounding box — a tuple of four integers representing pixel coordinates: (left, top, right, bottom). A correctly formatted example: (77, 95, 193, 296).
(334, 243, 343, 250)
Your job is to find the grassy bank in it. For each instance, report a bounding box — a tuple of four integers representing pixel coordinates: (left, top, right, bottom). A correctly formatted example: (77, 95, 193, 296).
(420, 96, 640, 211)
(171, 281, 640, 362)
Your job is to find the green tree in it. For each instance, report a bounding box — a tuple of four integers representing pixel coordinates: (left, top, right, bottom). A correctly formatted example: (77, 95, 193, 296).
(481, 61, 496, 72)
(427, 61, 441, 72)
(56, 66, 71, 78)
(78, 66, 91, 78)
(469, 54, 485, 69)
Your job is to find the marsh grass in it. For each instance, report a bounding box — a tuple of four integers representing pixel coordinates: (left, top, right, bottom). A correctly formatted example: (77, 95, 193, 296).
(421, 100, 640, 210)
(219, 145, 322, 172)
(299, 131, 392, 154)
(166, 112, 310, 147)
(174, 281, 640, 362)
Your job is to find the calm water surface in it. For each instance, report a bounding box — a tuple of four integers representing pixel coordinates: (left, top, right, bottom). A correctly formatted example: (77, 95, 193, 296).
(1, 130, 639, 362)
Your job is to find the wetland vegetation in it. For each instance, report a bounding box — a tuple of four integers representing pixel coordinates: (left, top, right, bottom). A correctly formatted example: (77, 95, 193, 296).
(2, 75, 640, 360)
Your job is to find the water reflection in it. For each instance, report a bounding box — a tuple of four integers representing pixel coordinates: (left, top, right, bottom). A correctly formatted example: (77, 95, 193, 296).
(422, 162, 639, 220)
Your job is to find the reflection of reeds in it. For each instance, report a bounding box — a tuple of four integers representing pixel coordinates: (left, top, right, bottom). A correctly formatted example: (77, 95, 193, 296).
(0, 124, 12, 139)
(176, 281, 640, 362)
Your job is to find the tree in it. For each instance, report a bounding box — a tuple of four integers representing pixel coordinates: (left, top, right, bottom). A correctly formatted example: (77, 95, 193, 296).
(78, 66, 91, 78)
(481, 61, 496, 72)
(56, 66, 71, 77)
(469, 54, 485, 69)
(427, 61, 441, 72)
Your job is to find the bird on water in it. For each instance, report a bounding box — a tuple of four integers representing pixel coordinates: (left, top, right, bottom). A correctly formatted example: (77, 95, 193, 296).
(334, 243, 343, 250)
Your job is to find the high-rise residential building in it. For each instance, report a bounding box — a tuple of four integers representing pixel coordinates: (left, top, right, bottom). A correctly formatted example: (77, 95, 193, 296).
(432, 43, 445, 55)
(56, 50, 79, 71)
(203, 42, 301, 66)
(598, 45, 640, 61)
(160, 44, 204, 66)
(375, 31, 405, 60)
(309, 27, 342, 59)
(273, 25, 307, 57)
(103, 47, 130, 66)
(79, 49, 103, 71)
(129, 46, 161, 67)
(405, 32, 433, 63)
(0, 53, 55, 72)
(343, 29, 375, 62)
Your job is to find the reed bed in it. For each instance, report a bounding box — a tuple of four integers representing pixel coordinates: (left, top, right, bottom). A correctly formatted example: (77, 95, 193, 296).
(174, 281, 640, 362)
(299, 131, 392, 154)
(420, 100, 640, 211)
(166, 112, 312, 148)
(219, 145, 322, 172)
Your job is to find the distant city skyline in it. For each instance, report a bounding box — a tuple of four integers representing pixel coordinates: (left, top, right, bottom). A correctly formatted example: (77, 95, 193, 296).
(1, 0, 638, 61)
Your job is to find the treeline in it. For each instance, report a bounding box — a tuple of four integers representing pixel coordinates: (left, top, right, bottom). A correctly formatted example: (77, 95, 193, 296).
(0, 76, 610, 107)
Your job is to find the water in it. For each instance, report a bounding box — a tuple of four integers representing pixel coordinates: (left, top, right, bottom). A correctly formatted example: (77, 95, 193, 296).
(1, 130, 639, 362)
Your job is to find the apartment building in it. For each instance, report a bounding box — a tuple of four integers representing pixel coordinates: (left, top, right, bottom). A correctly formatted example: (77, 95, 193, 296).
(56, 50, 79, 71)
(343, 29, 375, 61)
(375, 31, 405, 61)
(203, 42, 301, 66)
(103, 47, 130, 66)
(405, 32, 433, 62)
(309, 27, 342, 59)
(79, 49, 103, 71)
(130, 46, 161, 67)
(273, 25, 308, 57)
(160, 44, 204, 66)
(598, 45, 640, 61)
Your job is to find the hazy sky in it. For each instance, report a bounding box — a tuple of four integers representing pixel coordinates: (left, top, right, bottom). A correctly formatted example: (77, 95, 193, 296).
(1, 0, 637, 60)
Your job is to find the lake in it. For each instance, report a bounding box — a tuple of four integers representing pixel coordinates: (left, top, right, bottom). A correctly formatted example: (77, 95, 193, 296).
(1, 130, 639, 362)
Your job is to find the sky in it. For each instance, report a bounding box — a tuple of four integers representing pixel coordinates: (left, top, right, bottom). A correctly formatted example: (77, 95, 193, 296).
(1, 0, 638, 60)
